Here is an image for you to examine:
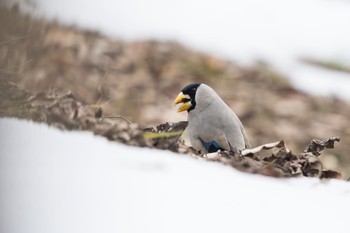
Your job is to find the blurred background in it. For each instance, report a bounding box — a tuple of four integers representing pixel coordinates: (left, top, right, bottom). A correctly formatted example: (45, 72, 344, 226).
(1, 0, 350, 175)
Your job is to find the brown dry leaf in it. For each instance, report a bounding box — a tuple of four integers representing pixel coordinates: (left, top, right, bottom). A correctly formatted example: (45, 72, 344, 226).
(321, 170, 342, 179)
(301, 154, 323, 177)
(241, 140, 290, 156)
(304, 137, 341, 156)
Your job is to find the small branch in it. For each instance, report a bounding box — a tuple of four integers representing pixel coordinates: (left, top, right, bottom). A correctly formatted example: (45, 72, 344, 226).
(102, 115, 133, 124)
(0, 35, 30, 46)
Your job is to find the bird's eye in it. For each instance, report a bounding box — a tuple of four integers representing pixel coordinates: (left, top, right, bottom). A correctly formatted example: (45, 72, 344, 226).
(191, 88, 197, 91)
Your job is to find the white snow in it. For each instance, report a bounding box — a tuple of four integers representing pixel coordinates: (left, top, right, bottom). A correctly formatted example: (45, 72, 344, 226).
(1, 118, 350, 233)
(10, 0, 350, 99)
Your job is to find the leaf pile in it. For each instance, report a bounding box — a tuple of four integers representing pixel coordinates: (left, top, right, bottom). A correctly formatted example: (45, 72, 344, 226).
(215, 138, 342, 178)
(0, 81, 146, 147)
(0, 78, 343, 179)
(148, 121, 342, 179)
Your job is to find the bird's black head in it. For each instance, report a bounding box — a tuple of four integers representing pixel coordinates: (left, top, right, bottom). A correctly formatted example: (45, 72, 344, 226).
(181, 83, 201, 100)
(174, 83, 201, 112)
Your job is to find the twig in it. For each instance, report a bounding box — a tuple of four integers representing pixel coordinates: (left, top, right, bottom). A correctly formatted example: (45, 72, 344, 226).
(0, 35, 30, 46)
(6, 59, 33, 69)
(102, 115, 133, 124)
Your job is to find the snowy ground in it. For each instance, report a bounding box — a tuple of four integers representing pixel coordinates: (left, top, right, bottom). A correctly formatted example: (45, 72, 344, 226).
(1, 118, 350, 233)
(11, 0, 350, 99)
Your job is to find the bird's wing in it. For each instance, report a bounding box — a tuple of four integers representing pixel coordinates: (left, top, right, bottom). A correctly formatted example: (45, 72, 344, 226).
(200, 131, 231, 152)
(198, 135, 228, 153)
(218, 107, 247, 150)
(189, 121, 231, 153)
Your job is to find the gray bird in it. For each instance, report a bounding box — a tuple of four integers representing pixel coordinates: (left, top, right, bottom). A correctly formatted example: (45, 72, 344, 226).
(174, 83, 250, 153)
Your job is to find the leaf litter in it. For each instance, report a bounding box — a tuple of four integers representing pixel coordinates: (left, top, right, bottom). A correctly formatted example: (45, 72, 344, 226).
(0, 80, 343, 179)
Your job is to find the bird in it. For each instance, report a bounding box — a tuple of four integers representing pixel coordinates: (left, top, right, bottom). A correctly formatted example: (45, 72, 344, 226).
(174, 83, 250, 153)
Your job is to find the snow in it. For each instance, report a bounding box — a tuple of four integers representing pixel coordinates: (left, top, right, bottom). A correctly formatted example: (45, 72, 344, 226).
(1, 118, 350, 233)
(11, 0, 350, 100)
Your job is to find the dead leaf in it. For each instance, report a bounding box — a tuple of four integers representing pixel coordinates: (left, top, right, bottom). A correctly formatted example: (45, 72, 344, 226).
(242, 140, 290, 156)
(304, 137, 341, 156)
(321, 170, 342, 179)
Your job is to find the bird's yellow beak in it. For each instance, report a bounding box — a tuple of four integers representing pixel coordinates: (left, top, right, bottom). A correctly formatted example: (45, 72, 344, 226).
(174, 92, 192, 112)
